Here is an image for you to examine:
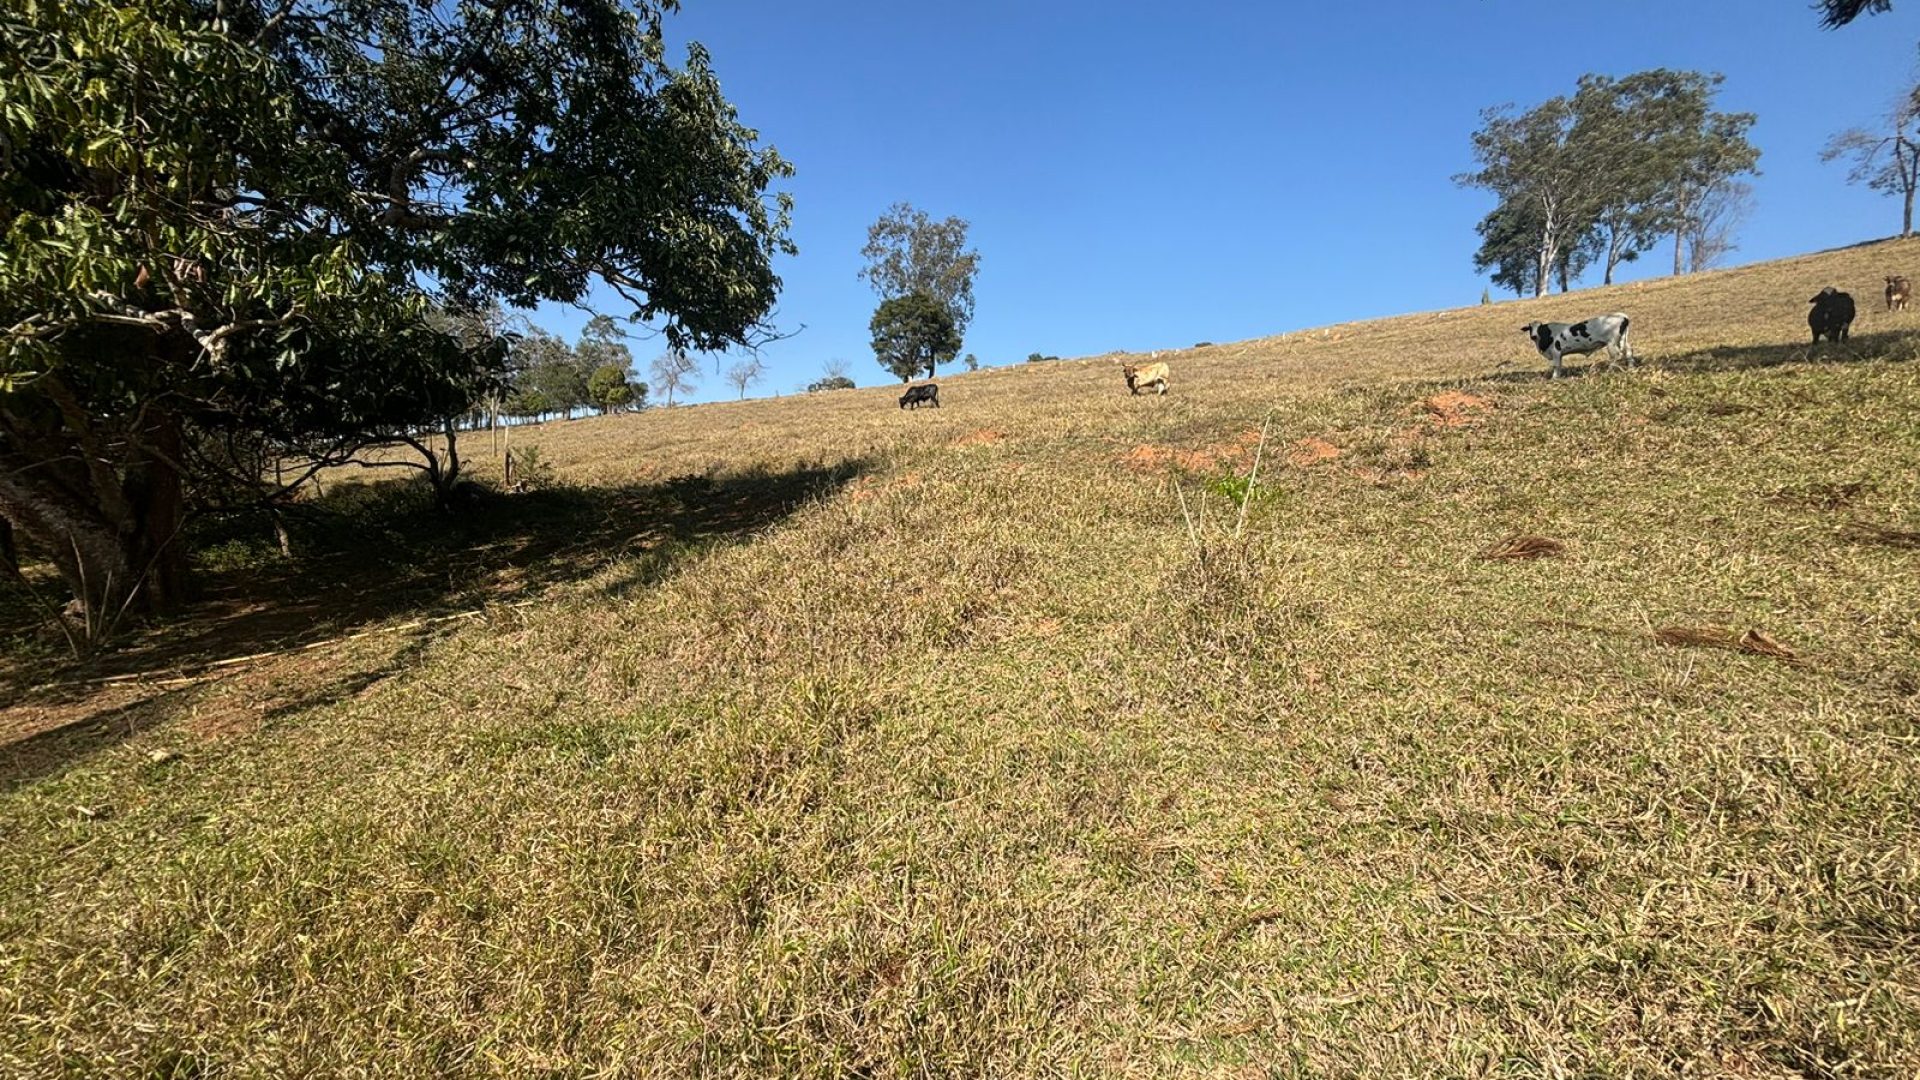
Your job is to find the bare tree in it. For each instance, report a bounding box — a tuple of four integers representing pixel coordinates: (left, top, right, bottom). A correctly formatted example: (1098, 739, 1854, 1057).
(1686, 180, 1755, 272)
(724, 357, 765, 399)
(1824, 87, 1920, 237)
(820, 356, 851, 382)
(649, 348, 699, 406)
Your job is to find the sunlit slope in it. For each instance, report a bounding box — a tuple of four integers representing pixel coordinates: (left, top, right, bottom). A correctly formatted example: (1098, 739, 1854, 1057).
(524, 234, 1920, 486)
(3, 237, 1919, 1077)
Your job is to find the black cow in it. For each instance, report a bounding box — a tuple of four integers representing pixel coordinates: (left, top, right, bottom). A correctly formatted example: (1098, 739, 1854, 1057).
(1808, 287, 1855, 343)
(899, 383, 940, 410)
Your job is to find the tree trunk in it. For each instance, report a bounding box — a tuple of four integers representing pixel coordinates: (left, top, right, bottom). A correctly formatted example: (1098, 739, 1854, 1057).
(1905, 182, 1914, 239)
(0, 393, 190, 642)
(440, 418, 461, 496)
(0, 466, 141, 640)
(130, 405, 189, 614)
(0, 515, 17, 580)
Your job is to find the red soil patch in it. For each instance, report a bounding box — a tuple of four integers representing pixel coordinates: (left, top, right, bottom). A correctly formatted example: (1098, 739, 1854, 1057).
(1419, 391, 1493, 428)
(1121, 444, 1235, 474)
(952, 428, 1005, 448)
(1119, 429, 1264, 474)
(1286, 437, 1342, 466)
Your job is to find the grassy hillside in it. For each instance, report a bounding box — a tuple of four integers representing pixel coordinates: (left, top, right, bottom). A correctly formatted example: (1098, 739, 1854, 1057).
(4, 238, 1920, 1077)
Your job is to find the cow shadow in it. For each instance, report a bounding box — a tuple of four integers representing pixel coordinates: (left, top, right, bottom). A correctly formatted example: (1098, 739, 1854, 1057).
(1657, 330, 1918, 374)
(1458, 329, 1918, 386)
(0, 459, 866, 786)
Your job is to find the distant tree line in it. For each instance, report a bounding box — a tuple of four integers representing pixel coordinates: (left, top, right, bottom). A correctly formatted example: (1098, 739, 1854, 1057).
(503, 316, 646, 421)
(1459, 70, 1759, 297)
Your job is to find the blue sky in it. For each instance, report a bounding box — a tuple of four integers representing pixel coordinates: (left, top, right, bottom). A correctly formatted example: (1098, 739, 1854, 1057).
(535, 0, 1919, 402)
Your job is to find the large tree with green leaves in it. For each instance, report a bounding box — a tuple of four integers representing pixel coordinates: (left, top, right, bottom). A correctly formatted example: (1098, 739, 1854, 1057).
(1472, 199, 1598, 298)
(587, 363, 642, 413)
(508, 331, 591, 420)
(0, 0, 792, 639)
(870, 293, 960, 383)
(1460, 70, 1757, 296)
(1567, 73, 1676, 284)
(1651, 80, 1760, 276)
(1572, 70, 1759, 279)
(1457, 96, 1602, 298)
(859, 203, 981, 343)
(576, 316, 635, 389)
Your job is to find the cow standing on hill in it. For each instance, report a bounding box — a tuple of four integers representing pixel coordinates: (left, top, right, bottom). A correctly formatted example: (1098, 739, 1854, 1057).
(1519, 314, 1634, 378)
(1809, 287, 1855, 343)
(1887, 275, 1910, 312)
(899, 383, 940, 410)
(1122, 359, 1170, 396)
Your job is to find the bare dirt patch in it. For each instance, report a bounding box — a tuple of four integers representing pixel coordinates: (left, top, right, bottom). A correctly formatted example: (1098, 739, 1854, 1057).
(1417, 391, 1493, 428)
(1286, 437, 1343, 467)
(1119, 429, 1262, 475)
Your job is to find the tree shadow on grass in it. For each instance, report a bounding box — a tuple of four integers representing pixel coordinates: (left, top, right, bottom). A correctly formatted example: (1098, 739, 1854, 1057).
(0, 459, 866, 785)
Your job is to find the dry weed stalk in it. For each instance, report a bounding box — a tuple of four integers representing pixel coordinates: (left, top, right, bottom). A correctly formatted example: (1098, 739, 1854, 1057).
(1653, 625, 1801, 662)
(1841, 521, 1920, 549)
(1479, 535, 1567, 560)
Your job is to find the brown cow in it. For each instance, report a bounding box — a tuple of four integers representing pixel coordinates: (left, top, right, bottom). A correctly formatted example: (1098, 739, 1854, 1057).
(1886, 275, 1910, 313)
(1122, 360, 1169, 396)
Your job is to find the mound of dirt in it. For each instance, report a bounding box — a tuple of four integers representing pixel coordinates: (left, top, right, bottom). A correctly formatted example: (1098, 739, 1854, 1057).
(1119, 431, 1261, 475)
(1120, 445, 1211, 473)
(1286, 437, 1342, 466)
(1420, 391, 1493, 428)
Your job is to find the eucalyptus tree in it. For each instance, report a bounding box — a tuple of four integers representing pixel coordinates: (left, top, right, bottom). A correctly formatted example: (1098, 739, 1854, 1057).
(860, 203, 981, 342)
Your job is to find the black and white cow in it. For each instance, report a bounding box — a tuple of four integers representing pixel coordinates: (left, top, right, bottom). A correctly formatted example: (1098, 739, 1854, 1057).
(899, 383, 940, 410)
(1520, 313, 1634, 379)
(1808, 287, 1855, 343)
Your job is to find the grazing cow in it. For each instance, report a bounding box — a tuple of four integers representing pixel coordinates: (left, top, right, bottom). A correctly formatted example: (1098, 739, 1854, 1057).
(1887, 275, 1910, 312)
(899, 383, 940, 410)
(1519, 313, 1634, 379)
(1122, 360, 1170, 396)
(1808, 287, 1855, 343)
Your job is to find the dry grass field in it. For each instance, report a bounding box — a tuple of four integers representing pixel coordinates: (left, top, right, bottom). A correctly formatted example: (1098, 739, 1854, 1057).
(4, 237, 1920, 1077)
